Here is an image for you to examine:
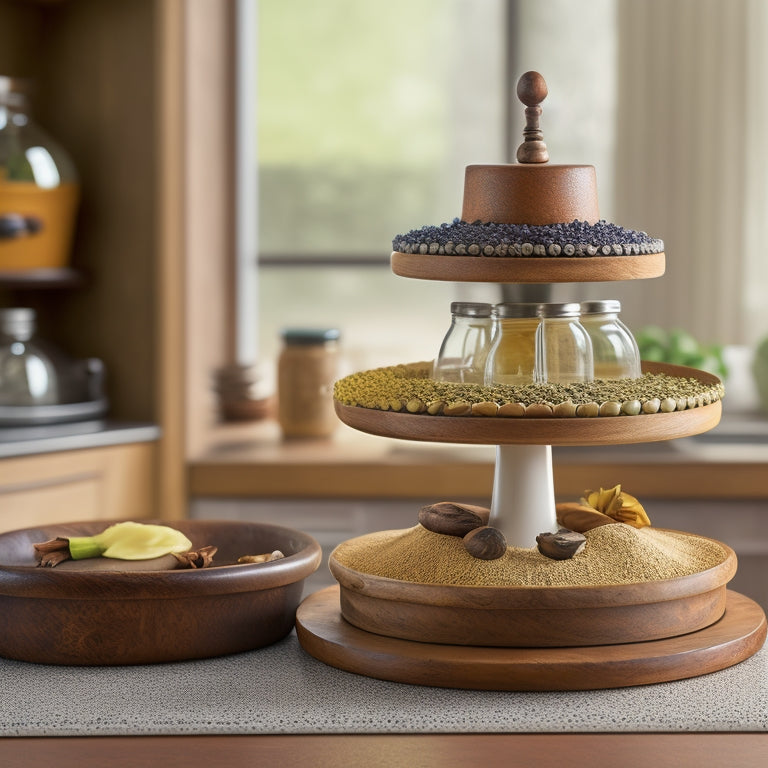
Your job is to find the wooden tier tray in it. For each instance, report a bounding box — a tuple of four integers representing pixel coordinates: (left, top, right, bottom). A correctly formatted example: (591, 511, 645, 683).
(391, 250, 665, 283)
(334, 362, 722, 447)
(296, 586, 767, 691)
(329, 533, 736, 647)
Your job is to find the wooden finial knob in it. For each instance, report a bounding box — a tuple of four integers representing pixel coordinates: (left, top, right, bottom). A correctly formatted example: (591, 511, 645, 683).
(516, 71, 549, 164)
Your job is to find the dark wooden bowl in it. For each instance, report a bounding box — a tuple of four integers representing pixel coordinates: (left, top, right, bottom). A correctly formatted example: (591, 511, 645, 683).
(0, 519, 321, 665)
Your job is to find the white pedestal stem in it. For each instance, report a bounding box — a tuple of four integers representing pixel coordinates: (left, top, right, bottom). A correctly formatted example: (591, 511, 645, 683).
(490, 444, 559, 548)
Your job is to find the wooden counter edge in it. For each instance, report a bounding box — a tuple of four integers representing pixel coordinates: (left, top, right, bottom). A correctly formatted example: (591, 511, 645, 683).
(3, 733, 767, 767)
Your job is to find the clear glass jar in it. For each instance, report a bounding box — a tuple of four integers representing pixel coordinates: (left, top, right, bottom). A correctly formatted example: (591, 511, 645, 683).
(535, 302, 594, 384)
(433, 302, 493, 384)
(579, 300, 641, 379)
(277, 328, 340, 438)
(484, 303, 540, 386)
(0, 76, 80, 271)
(0, 307, 59, 405)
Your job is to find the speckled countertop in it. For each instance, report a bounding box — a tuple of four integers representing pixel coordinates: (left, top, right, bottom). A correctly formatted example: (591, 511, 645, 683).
(1, 631, 766, 737)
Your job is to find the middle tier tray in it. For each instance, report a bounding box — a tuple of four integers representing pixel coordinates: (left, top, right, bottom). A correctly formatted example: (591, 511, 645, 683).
(335, 361, 721, 447)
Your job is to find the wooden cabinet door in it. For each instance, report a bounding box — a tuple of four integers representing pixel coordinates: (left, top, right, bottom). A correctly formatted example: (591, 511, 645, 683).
(0, 443, 156, 532)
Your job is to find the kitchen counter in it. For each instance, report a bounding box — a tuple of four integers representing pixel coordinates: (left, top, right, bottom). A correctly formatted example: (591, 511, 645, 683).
(0, 419, 160, 459)
(2, 628, 766, 738)
(0, 625, 767, 766)
(189, 411, 768, 500)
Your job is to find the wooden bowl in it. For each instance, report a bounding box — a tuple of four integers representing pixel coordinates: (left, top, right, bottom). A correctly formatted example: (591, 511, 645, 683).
(0, 519, 321, 665)
(329, 532, 736, 647)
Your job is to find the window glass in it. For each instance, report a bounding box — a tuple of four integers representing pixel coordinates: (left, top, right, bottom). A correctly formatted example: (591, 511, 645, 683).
(257, 0, 506, 259)
(255, 0, 506, 371)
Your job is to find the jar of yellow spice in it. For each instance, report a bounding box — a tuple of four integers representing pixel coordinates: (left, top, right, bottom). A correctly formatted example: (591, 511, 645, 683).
(277, 328, 340, 438)
(484, 302, 540, 385)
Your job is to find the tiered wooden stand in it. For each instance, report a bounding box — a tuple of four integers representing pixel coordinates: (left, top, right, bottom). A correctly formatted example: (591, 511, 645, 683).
(296, 72, 767, 689)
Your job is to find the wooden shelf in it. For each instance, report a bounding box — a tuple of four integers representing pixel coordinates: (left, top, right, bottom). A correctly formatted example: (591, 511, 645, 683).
(0, 267, 85, 290)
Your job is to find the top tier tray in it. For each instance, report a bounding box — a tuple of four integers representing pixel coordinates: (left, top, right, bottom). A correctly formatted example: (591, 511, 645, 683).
(391, 250, 665, 283)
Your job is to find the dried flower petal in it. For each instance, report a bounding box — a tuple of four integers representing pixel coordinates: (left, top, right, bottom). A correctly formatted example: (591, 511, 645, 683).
(582, 485, 651, 528)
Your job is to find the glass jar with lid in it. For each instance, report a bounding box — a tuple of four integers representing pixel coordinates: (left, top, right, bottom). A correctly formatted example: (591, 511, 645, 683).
(579, 300, 641, 379)
(534, 303, 594, 385)
(433, 302, 493, 384)
(277, 327, 340, 438)
(0, 307, 59, 405)
(0, 76, 80, 271)
(484, 303, 540, 386)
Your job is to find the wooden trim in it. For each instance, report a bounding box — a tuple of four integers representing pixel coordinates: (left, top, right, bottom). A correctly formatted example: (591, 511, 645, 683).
(156, 0, 187, 519)
(2, 733, 767, 767)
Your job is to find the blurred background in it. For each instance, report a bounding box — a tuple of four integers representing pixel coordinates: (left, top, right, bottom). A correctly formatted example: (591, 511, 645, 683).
(1, 0, 767, 554)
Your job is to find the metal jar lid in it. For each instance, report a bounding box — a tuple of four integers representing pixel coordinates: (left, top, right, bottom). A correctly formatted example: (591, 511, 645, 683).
(580, 299, 621, 315)
(537, 302, 582, 318)
(281, 328, 340, 346)
(450, 302, 493, 318)
(493, 302, 540, 319)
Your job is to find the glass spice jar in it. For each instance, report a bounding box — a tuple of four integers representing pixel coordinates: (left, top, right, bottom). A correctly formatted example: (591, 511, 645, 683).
(534, 302, 594, 385)
(277, 328, 340, 438)
(579, 300, 642, 379)
(484, 303, 540, 386)
(433, 301, 493, 384)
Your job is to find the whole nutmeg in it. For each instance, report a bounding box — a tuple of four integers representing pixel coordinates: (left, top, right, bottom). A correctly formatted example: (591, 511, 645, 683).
(536, 528, 587, 561)
(463, 526, 507, 560)
(418, 502, 490, 537)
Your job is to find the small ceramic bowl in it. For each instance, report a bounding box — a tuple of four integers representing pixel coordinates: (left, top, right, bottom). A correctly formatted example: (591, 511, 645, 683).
(0, 519, 321, 665)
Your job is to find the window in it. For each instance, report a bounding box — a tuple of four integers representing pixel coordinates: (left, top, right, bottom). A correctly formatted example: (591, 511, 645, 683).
(249, 0, 618, 377)
(242, 0, 767, 397)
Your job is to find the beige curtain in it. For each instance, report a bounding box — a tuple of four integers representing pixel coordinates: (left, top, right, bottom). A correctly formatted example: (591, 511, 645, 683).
(612, 0, 768, 346)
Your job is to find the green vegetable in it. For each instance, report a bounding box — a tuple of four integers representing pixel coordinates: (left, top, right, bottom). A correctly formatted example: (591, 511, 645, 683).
(752, 336, 768, 414)
(67, 522, 192, 561)
(636, 326, 728, 379)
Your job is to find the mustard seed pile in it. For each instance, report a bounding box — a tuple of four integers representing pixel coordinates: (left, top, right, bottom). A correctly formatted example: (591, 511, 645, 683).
(333, 361, 724, 417)
(333, 524, 727, 587)
(392, 218, 664, 258)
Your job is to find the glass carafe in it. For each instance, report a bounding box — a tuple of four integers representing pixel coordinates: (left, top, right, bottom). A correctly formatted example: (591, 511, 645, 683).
(0, 307, 59, 405)
(0, 76, 80, 271)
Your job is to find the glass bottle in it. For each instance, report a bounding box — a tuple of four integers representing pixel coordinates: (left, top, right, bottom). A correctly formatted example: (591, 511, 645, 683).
(484, 303, 540, 386)
(535, 303, 594, 384)
(433, 302, 493, 384)
(0, 76, 80, 271)
(277, 328, 340, 438)
(0, 307, 59, 406)
(579, 300, 642, 379)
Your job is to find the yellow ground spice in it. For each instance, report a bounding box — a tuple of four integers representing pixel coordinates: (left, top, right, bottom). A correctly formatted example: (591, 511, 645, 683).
(332, 524, 727, 587)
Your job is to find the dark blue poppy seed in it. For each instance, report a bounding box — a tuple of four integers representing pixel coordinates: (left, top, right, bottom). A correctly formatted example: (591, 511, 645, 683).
(392, 218, 664, 257)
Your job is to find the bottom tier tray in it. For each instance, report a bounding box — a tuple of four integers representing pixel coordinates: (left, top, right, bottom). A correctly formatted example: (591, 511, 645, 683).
(296, 586, 767, 691)
(329, 528, 737, 647)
